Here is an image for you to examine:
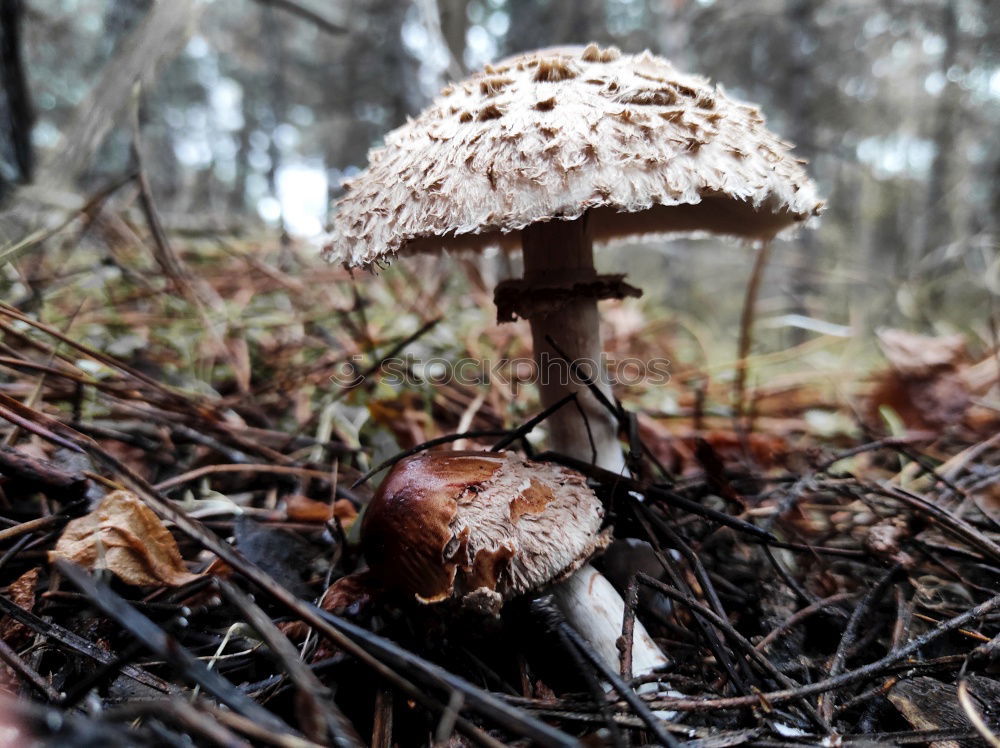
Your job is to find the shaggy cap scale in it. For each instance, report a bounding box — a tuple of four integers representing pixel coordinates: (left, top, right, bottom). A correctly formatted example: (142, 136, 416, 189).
(323, 43, 822, 267)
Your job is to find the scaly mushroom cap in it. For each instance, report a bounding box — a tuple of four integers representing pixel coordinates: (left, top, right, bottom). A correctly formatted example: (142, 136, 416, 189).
(324, 43, 822, 267)
(361, 451, 609, 614)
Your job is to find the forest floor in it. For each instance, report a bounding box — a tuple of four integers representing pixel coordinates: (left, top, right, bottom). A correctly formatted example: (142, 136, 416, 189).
(0, 215, 999, 747)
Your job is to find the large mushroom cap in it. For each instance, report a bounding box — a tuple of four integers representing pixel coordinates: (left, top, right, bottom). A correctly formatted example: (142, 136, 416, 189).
(361, 450, 609, 614)
(324, 43, 822, 267)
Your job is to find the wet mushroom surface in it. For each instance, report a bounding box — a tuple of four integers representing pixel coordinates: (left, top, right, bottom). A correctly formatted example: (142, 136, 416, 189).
(361, 450, 610, 614)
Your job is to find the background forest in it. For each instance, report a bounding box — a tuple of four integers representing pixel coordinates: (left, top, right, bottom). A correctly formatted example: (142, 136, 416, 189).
(3, 0, 999, 345)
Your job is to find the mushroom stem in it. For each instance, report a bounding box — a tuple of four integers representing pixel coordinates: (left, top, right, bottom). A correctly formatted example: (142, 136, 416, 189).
(552, 564, 669, 677)
(521, 216, 625, 473)
(520, 218, 669, 688)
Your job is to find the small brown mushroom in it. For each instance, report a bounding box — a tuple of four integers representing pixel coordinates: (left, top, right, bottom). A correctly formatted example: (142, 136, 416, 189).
(362, 450, 608, 613)
(362, 450, 669, 679)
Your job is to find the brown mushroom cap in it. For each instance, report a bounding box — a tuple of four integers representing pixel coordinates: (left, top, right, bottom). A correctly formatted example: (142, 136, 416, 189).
(324, 43, 823, 267)
(361, 450, 609, 614)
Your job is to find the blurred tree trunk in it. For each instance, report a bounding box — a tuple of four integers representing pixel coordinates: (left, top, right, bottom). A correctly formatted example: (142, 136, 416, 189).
(231, 102, 253, 214)
(504, 0, 552, 54)
(921, 1, 960, 261)
(783, 0, 819, 344)
(102, 0, 154, 48)
(439, 0, 467, 68)
(381, 0, 416, 123)
(657, 0, 697, 61)
(35, 0, 202, 190)
(322, 0, 412, 219)
(423, 0, 465, 80)
(504, 0, 611, 54)
(0, 0, 33, 199)
(262, 3, 289, 242)
(554, 0, 609, 47)
(991, 154, 1000, 238)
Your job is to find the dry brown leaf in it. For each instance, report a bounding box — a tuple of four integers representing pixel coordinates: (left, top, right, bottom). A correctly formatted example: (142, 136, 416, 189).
(639, 415, 789, 476)
(367, 392, 431, 449)
(285, 495, 358, 530)
(869, 369, 971, 431)
(887, 676, 974, 748)
(869, 330, 972, 431)
(0, 568, 40, 644)
(279, 572, 379, 653)
(307, 571, 380, 660)
(285, 494, 332, 522)
(333, 499, 358, 531)
(318, 571, 377, 615)
(49, 490, 199, 587)
(877, 329, 966, 376)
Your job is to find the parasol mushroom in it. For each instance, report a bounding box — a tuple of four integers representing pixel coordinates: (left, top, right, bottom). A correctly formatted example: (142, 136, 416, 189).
(361, 450, 670, 680)
(323, 43, 821, 690)
(323, 43, 822, 472)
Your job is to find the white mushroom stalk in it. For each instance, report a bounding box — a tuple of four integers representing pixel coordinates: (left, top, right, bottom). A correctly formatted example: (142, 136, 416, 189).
(552, 565, 668, 679)
(497, 216, 676, 686)
(497, 216, 631, 474)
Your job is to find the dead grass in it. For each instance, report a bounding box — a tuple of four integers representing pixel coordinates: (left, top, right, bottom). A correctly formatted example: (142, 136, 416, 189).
(0, 209, 998, 745)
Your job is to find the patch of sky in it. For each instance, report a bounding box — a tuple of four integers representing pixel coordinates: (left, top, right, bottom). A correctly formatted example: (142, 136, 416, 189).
(31, 120, 61, 149)
(174, 137, 212, 169)
(273, 123, 300, 152)
(465, 25, 497, 71)
(401, 4, 449, 98)
(922, 34, 946, 56)
(856, 134, 935, 179)
(290, 105, 315, 127)
(607, 0, 645, 36)
(273, 163, 329, 236)
(186, 36, 211, 59)
(485, 10, 509, 37)
(863, 13, 890, 38)
(209, 78, 244, 131)
(924, 71, 946, 95)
